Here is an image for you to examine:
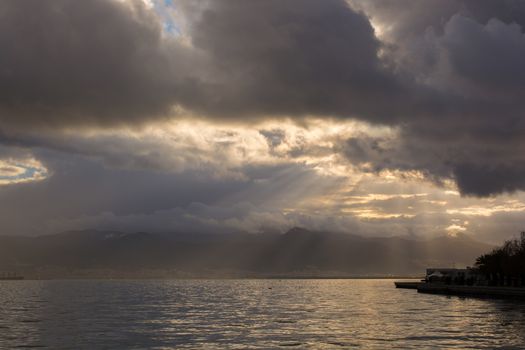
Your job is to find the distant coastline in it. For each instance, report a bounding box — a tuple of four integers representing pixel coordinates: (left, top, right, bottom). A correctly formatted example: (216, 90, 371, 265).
(0, 228, 492, 280)
(5, 273, 422, 281)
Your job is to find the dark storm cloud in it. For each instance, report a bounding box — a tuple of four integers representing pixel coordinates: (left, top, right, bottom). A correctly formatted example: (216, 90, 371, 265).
(0, 0, 410, 128)
(352, 0, 525, 39)
(338, 134, 449, 186)
(1, 0, 525, 197)
(0, 0, 475, 126)
(335, 0, 525, 197)
(340, 119, 525, 196)
(180, 0, 409, 120)
(0, 0, 186, 127)
(453, 163, 525, 198)
(442, 14, 525, 90)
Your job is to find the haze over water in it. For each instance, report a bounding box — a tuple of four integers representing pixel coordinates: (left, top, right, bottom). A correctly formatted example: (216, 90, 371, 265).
(1, 279, 524, 349)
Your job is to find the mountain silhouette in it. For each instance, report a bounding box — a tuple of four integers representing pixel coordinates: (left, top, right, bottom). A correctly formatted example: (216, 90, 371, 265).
(0, 228, 493, 278)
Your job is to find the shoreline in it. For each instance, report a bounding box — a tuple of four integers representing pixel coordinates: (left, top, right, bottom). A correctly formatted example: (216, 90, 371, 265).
(395, 281, 525, 300)
(418, 283, 525, 299)
(0, 275, 422, 281)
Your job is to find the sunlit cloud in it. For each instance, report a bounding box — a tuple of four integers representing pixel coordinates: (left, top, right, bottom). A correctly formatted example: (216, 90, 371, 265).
(1, 0, 525, 243)
(446, 223, 468, 237)
(3, 115, 525, 243)
(345, 208, 416, 220)
(0, 158, 48, 186)
(446, 200, 525, 217)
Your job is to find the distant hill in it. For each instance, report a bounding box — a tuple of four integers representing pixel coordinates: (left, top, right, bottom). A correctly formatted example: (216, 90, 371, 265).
(0, 228, 494, 278)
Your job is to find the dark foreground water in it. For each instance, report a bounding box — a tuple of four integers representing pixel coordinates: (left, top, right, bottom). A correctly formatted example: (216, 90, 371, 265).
(1, 279, 525, 349)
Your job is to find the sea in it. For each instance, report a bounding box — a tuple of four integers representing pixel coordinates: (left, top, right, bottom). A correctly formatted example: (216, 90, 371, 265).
(1, 279, 524, 349)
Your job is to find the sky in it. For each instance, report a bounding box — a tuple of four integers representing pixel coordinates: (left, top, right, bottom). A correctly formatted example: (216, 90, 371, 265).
(1, 0, 525, 244)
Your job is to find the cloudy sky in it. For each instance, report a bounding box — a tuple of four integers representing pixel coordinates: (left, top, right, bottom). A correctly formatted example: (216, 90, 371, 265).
(1, 0, 525, 243)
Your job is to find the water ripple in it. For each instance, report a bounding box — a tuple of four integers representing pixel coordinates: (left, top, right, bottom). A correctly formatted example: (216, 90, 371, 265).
(1, 279, 525, 349)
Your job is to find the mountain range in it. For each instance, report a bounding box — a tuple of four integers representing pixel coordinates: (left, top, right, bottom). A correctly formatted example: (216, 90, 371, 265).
(0, 228, 494, 278)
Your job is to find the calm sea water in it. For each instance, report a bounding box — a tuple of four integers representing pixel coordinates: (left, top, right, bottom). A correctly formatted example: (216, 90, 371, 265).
(1, 279, 525, 349)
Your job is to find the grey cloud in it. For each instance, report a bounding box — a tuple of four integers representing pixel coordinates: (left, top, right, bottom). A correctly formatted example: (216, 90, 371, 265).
(334, 2, 525, 196)
(2, 0, 525, 198)
(0, 155, 248, 234)
(338, 134, 448, 185)
(0, 0, 476, 125)
(0, 128, 228, 174)
(453, 163, 525, 197)
(259, 129, 286, 150)
(0, 0, 409, 128)
(0, 147, 339, 235)
(409, 13, 525, 195)
(1, 138, 520, 243)
(463, 210, 525, 245)
(0, 144, 36, 160)
(0, 0, 185, 128)
(181, 0, 409, 121)
(459, 0, 525, 27)
(442, 15, 525, 90)
(47, 202, 292, 236)
(351, 0, 525, 39)
(339, 126, 525, 196)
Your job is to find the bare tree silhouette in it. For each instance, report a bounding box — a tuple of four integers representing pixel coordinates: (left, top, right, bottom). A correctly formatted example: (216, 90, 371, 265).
(475, 232, 525, 287)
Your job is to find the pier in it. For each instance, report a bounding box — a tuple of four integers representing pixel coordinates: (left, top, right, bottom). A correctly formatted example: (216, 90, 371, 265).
(417, 284, 525, 299)
(395, 267, 525, 299)
(394, 281, 423, 289)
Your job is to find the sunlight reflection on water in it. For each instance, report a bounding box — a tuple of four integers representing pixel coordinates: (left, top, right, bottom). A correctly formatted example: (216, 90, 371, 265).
(1, 279, 525, 349)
